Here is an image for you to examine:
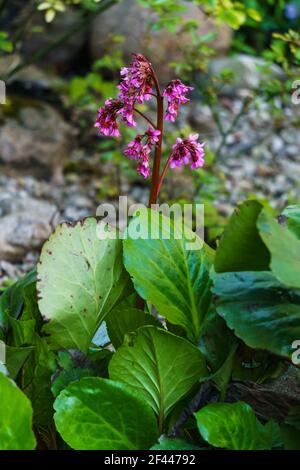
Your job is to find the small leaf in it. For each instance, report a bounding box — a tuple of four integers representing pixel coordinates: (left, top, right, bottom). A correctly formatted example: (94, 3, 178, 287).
(5, 345, 34, 379)
(195, 401, 279, 450)
(106, 307, 161, 349)
(247, 8, 262, 22)
(45, 9, 56, 23)
(54, 377, 158, 450)
(0, 372, 36, 450)
(281, 205, 300, 240)
(0, 270, 36, 330)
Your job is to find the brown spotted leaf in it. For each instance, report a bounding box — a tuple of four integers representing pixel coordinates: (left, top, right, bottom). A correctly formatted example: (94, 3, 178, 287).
(37, 218, 132, 352)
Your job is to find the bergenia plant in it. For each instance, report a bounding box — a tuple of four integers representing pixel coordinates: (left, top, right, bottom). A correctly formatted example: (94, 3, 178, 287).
(94, 53, 205, 205)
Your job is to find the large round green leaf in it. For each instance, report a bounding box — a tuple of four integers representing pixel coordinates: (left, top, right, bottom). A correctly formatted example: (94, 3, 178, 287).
(213, 270, 300, 360)
(109, 326, 207, 426)
(37, 218, 132, 352)
(214, 200, 270, 273)
(54, 377, 158, 450)
(258, 210, 300, 289)
(0, 372, 36, 450)
(123, 209, 214, 343)
(195, 401, 279, 450)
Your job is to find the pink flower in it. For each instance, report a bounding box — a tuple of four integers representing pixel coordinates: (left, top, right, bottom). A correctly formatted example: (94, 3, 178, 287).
(118, 54, 153, 105)
(170, 134, 205, 170)
(117, 54, 154, 127)
(118, 101, 136, 127)
(94, 98, 123, 137)
(145, 127, 161, 147)
(124, 127, 160, 178)
(124, 135, 144, 161)
(163, 79, 193, 122)
(137, 159, 150, 179)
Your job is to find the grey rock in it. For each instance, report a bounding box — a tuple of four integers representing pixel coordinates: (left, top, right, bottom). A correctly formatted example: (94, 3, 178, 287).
(271, 136, 285, 154)
(0, 99, 73, 181)
(209, 55, 285, 92)
(0, 191, 59, 261)
(90, 0, 232, 84)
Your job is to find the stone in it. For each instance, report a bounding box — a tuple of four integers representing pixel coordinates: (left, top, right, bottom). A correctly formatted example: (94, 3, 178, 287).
(0, 190, 59, 261)
(0, 97, 74, 181)
(90, 0, 232, 84)
(209, 54, 285, 92)
(188, 103, 218, 135)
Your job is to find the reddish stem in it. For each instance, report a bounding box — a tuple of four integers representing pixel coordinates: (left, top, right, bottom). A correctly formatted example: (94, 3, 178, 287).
(148, 67, 164, 206)
(156, 154, 172, 197)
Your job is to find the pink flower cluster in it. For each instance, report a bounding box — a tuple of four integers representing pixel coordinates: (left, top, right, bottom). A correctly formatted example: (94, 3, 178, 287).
(163, 79, 193, 122)
(95, 54, 153, 136)
(170, 134, 205, 170)
(94, 53, 204, 179)
(124, 128, 161, 178)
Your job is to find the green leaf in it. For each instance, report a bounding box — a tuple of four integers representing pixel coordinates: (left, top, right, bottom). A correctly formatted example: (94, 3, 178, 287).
(195, 402, 279, 450)
(151, 437, 201, 450)
(281, 205, 300, 239)
(5, 345, 34, 379)
(123, 209, 214, 342)
(0, 270, 36, 331)
(285, 405, 300, 431)
(257, 210, 300, 289)
(51, 350, 98, 398)
(109, 326, 207, 425)
(8, 317, 36, 347)
(37, 218, 132, 352)
(0, 372, 36, 450)
(214, 200, 270, 272)
(54, 377, 158, 450)
(106, 307, 161, 349)
(281, 424, 300, 450)
(22, 335, 57, 427)
(247, 8, 262, 22)
(213, 270, 300, 360)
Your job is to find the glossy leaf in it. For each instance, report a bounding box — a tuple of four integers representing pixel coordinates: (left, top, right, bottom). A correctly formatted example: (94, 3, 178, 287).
(22, 335, 57, 426)
(5, 345, 34, 379)
(195, 401, 279, 450)
(258, 210, 300, 289)
(0, 270, 36, 331)
(109, 326, 207, 422)
(37, 218, 132, 352)
(0, 372, 36, 450)
(213, 270, 300, 360)
(281, 205, 300, 239)
(123, 209, 214, 343)
(106, 307, 161, 349)
(54, 377, 158, 450)
(214, 200, 270, 272)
